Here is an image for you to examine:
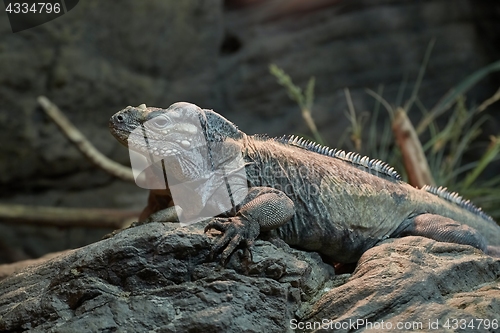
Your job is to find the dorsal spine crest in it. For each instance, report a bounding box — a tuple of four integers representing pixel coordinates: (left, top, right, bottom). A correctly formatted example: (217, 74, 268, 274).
(421, 185, 494, 222)
(276, 135, 402, 181)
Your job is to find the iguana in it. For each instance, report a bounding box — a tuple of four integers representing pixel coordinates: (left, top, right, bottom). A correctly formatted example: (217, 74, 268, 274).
(109, 102, 500, 264)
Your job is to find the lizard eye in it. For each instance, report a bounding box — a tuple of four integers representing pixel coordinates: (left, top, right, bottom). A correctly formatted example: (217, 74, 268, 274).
(151, 116, 169, 129)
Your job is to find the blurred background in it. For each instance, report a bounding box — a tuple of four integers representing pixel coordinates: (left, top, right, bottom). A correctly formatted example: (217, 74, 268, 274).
(0, 0, 499, 265)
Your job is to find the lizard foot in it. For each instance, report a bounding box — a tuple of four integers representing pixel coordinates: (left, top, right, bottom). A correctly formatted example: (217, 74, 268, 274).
(204, 216, 260, 264)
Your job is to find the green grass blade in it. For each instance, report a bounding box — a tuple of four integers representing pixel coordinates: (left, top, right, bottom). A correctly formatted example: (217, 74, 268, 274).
(462, 136, 500, 190)
(417, 59, 500, 133)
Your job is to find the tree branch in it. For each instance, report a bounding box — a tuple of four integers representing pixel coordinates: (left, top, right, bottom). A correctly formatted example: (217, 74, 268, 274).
(37, 96, 134, 182)
(0, 204, 139, 229)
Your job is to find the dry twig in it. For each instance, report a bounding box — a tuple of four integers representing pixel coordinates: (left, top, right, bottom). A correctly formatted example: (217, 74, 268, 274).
(0, 204, 138, 229)
(392, 108, 435, 188)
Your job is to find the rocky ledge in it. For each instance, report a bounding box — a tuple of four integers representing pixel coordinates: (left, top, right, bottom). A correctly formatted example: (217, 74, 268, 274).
(0, 222, 498, 332)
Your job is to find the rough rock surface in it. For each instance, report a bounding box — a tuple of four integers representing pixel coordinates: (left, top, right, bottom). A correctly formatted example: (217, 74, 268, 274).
(1, 223, 499, 332)
(0, 250, 66, 280)
(300, 236, 500, 333)
(0, 222, 335, 332)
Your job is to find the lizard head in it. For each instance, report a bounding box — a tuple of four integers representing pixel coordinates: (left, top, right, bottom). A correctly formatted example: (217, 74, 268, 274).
(109, 102, 244, 183)
(110, 102, 203, 156)
(109, 102, 243, 155)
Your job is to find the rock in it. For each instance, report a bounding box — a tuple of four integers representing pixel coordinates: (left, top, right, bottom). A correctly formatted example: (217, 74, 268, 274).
(1, 223, 498, 332)
(0, 250, 68, 280)
(299, 236, 500, 333)
(0, 222, 334, 332)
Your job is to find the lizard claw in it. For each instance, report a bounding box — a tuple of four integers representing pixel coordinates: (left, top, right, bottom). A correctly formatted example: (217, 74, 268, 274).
(204, 216, 259, 264)
(204, 218, 231, 234)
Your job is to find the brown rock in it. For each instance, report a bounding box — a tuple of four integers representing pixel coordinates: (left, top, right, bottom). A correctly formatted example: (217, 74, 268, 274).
(299, 236, 500, 333)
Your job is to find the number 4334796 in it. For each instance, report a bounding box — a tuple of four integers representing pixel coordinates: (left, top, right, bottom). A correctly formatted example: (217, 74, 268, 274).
(5, 2, 61, 14)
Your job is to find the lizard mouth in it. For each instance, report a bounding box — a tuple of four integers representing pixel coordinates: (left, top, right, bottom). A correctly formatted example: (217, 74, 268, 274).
(109, 128, 132, 147)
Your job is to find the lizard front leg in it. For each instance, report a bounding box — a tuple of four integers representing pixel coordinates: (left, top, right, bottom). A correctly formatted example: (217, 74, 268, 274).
(130, 192, 182, 228)
(139, 191, 182, 222)
(205, 187, 295, 263)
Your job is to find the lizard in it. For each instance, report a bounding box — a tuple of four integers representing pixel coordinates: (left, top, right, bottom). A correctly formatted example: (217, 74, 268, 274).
(109, 102, 500, 264)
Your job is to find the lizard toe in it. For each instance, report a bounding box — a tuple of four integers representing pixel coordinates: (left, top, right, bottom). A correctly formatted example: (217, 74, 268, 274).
(205, 216, 260, 264)
(220, 233, 243, 265)
(204, 217, 232, 233)
(208, 223, 238, 261)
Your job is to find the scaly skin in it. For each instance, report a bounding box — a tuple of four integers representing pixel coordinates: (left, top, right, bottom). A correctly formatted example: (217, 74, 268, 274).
(109, 102, 500, 263)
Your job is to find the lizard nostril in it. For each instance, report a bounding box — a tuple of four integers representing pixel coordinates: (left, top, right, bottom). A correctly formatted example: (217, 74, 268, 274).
(115, 115, 124, 123)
